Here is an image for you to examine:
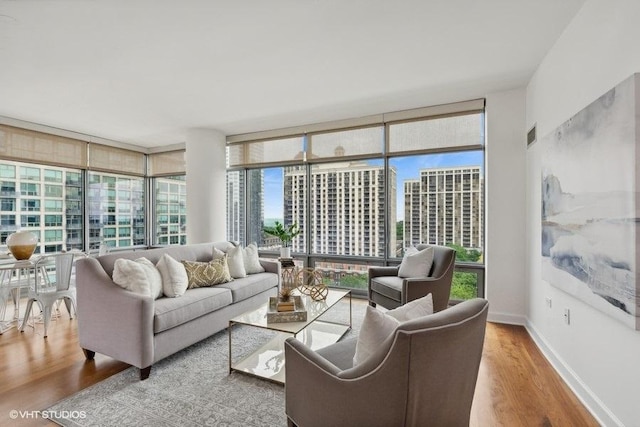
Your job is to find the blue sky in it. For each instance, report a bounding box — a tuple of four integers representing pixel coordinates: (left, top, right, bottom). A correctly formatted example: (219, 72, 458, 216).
(263, 150, 484, 220)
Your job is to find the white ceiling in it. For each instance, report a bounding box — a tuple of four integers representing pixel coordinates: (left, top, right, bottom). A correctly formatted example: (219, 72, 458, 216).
(0, 0, 584, 149)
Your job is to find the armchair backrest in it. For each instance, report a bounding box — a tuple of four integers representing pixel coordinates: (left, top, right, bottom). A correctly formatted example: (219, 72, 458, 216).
(339, 298, 489, 426)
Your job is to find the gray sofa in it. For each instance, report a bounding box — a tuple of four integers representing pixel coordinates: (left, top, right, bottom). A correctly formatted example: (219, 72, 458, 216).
(75, 242, 280, 379)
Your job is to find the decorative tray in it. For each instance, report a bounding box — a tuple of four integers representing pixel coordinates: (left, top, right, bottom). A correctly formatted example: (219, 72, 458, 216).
(267, 295, 307, 323)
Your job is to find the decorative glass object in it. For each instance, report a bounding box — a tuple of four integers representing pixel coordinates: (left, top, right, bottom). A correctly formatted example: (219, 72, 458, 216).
(6, 230, 38, 260)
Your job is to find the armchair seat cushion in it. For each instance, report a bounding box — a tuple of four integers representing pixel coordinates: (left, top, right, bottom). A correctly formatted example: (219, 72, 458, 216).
(369, 276, 403, 302)
(154, 287, 232, 333)
(316, 337, 357, 371)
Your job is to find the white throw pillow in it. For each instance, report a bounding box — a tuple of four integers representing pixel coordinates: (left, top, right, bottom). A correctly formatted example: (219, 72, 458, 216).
(113, 257, 163, 299)
(226, 244, 247, 278)
(398, 246, 435, 278)
(243, 243, 265, 274)
(353, 306, 400, 366)
(212, 247, 225, 260)
(387, 293, 434, 322)
(156, 254, 188, 298)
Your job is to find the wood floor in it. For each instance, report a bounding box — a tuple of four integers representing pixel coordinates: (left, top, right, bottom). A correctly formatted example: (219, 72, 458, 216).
(0, 299, 600, 427)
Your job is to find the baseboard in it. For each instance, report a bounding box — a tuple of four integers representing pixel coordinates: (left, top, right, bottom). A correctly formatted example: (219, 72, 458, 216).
(524, 321, 623, 427)
(487, 311, 526, 325)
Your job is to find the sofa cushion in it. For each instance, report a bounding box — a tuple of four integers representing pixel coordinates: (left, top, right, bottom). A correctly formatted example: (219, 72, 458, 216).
(217, 272, 279, 303)
(154, 287, 233, 333)
(369, 276, 404, 302)
(182, 258, 232, 289)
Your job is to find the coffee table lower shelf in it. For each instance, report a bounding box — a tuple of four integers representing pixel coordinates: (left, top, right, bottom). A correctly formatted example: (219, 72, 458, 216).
(229, 320, 350, 384)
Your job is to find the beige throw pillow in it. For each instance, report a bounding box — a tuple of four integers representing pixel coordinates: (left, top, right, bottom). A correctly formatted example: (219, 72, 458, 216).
(182, 258, 232, 289)
(398, 246, 435, 278)
(156, 253, 188, 297)
(243, 243, 265, 274)
(387, 293, 433, 322)
(113, 257, 163, 299)
(352, 306, 400, 366)
(226, 244, 247, 278)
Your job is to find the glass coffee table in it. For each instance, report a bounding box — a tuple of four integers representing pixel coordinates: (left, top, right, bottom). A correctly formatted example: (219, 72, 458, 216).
(228, 288, 351, 384)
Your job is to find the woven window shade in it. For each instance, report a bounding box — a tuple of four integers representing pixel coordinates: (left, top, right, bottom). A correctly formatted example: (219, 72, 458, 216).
(227, 99, 484, 163)
(88, 143, 145, 176)
(0, 125, 87, 168)
(148, 150, 186, 176)
(227, 136, 305, 167)
(308, 126, 383, 159)
(388, 112, 484, 154)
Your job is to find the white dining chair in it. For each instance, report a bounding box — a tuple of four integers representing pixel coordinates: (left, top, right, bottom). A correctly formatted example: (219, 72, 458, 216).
(20, 253, 76, 338)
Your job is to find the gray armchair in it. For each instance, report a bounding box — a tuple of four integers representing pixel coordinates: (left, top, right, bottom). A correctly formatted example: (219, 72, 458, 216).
(368, 244, 456, 312)
(284, 298, 489, 427)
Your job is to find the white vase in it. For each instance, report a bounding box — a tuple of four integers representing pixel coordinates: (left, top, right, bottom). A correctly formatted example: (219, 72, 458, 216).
(280, 247, 291, 259)
(6, 230, 38, 260)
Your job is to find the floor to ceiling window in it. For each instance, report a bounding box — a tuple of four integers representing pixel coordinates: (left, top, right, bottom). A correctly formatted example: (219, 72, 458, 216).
(0, 125, 187, 253)
(148, 150, 187, 246)
(226, 99, 485, 299)
(0, 159, 84, 254)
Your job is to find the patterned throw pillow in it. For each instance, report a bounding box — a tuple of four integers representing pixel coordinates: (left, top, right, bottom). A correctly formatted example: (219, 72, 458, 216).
(181, 258, 232, 289)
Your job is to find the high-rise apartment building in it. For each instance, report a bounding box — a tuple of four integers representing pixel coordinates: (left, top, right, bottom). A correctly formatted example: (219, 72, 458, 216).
(226, 170, 264, 244)
(155, 176, 187, 245)
(0, 161, 83, 253)
(404, 166, 483, 250)
(87, 172, 145, 249)
(285, 161, 396, 257)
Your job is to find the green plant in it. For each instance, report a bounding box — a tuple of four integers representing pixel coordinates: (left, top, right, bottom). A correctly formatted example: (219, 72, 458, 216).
(263, 221, 301, 247)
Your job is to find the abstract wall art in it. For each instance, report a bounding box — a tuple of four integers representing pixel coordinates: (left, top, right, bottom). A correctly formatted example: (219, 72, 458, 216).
(541, 73, 640, 330)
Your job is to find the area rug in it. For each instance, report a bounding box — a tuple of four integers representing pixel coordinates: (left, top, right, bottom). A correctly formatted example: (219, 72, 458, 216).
(47, 298, 365, 427)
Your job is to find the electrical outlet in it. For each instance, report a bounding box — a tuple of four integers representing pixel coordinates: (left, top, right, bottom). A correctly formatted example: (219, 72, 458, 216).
(545, 297, 552, 308)
(563, 308, 570, 325)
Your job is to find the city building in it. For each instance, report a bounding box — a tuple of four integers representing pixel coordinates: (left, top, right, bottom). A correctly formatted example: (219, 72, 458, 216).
(226, 170, 264, 245)
(154, 175, 187, 245)
(404, 166, 483, 250)
(285, 160, 396, 257)
(0, 161, 84, 253)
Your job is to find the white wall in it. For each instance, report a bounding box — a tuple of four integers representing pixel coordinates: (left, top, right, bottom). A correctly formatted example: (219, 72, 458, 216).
(526, 1, 640, 425)
(484, 89, 528, 324)
(185, 128, 227, 243)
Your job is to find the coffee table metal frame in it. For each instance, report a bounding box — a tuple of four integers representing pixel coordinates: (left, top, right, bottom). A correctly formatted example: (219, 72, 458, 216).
(228, 288, 352, 384)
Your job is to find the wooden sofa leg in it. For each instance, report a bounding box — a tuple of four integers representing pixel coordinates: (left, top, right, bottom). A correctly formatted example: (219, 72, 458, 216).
(82, 348, 95, 360)
(140, 366, 152, 380)
(369, 300, 376, 307)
